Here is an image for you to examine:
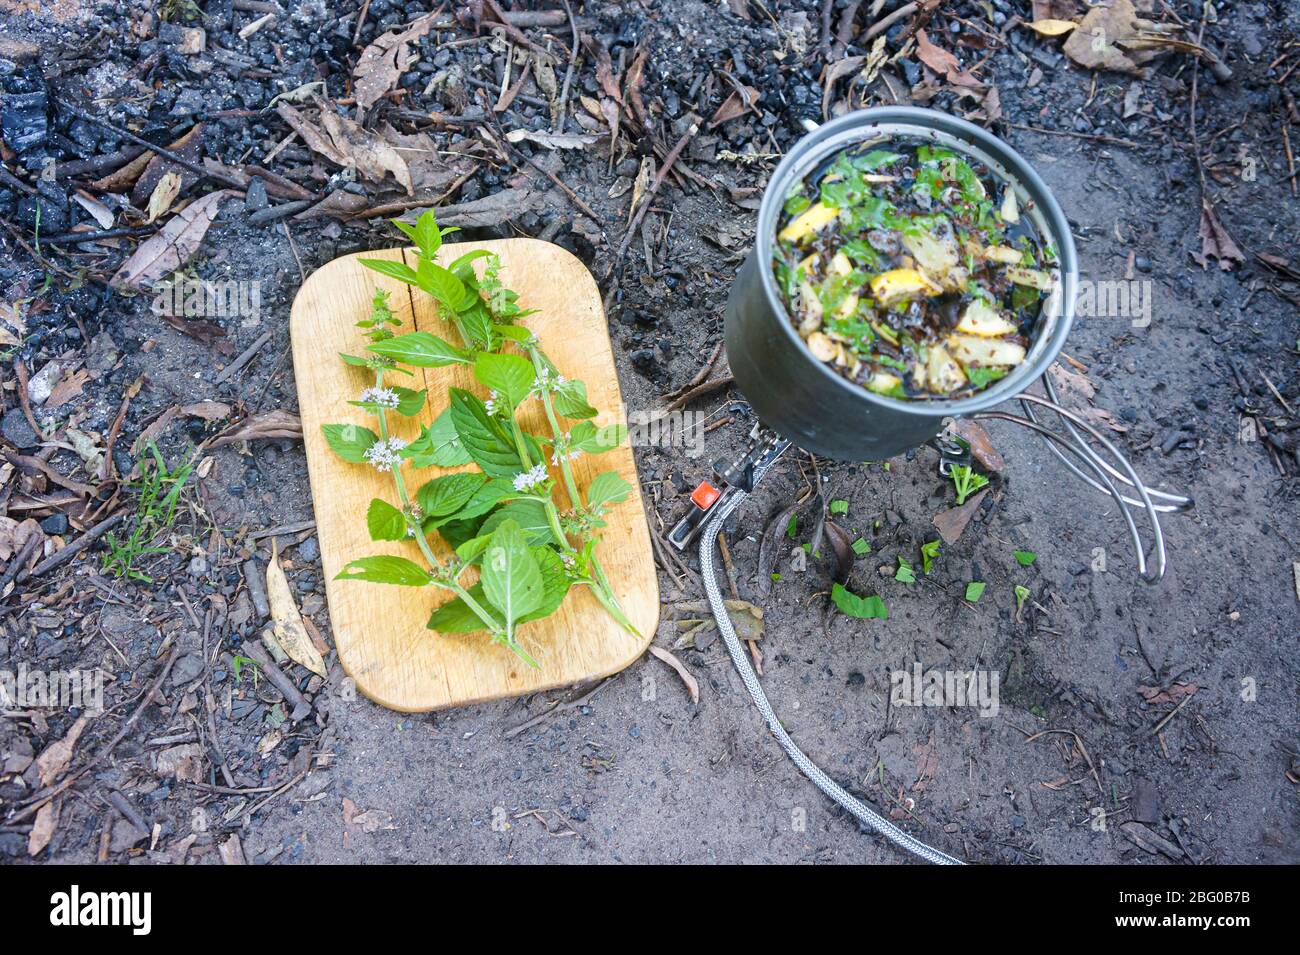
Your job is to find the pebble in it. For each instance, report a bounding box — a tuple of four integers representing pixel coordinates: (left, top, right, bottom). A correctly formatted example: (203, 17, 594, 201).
(39, 513, 69, 534)
(297, 536, 320, 562)
(1, 407, 39, 449)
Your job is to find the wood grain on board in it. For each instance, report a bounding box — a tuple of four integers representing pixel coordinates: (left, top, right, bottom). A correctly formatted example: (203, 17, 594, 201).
(290, 239, 658, 711)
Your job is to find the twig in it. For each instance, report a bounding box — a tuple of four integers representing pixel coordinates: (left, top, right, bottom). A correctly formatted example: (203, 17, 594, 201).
(20, 512, 127, 582)
(213, 330, 273, 384)
(616, 124, 699, 258)
(56, 99, 247, 191)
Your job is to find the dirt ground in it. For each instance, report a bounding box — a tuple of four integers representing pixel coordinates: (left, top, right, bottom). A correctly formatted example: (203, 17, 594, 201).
(1, 0, 1297, 865)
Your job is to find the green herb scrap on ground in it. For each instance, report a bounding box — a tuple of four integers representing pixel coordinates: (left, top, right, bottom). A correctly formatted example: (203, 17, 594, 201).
(320, 211, 637, 666)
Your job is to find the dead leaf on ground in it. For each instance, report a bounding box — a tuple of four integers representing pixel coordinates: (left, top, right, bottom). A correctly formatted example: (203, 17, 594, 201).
(160, 312, 228, 344)
(180, 400, 232, 421)
(28, 799, 58, 856)
(398, 186, 539, 230)
(207, 410, 302, 448)
(34, 714, 91, 786)
(1061, 0, 1174, 76)
(264, 541, 327, 677)
(504, 129, 601, 150)
(320, 110, 413, 194)
(1193, 199, 1245, 271)
(343, 796, 397, 832)
(933, 488, 989, 544)
(155, 742, 205, 783)
(0, 516, 43, 563)
(1026, 19, 1078, 36)
(949, 419, 1005, 473)
(352, 11, 440, 112)
(44, 368, 90, 409)
(647, 645, 700, 704)
(130, 123, 205, 209)
(109, 190, 229, 290)
(1137, 682, 1198, 706)
(916, 29, 984, 87)
(1047, 362, 1129, 433)
(708, 84, 758, 128)
(145, 171, 183, 223)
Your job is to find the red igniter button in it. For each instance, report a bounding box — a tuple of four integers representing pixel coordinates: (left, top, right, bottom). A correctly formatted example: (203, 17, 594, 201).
(690, 481, 721, 510)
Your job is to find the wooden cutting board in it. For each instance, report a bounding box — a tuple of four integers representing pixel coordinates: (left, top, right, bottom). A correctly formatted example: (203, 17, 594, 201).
(290, 239, 658, 712)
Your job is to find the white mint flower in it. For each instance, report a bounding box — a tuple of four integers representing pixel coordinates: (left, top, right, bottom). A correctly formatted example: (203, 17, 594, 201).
(512, 463, 549, 492)
(484, 390, 500, 415)
(360, 386, 400, 409)
(364, 437, 407, 472)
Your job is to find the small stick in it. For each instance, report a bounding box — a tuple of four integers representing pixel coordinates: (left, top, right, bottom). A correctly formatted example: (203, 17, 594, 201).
(12, 359, 48, 444)
(239, 640, 312, 721)
(616, 124, 698, 258)
(56, 99, 247, 190)
(21, 512, 127, 582)
(213, 330, 273, 384)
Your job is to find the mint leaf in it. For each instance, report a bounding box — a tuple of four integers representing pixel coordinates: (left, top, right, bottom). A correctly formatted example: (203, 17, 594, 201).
(552, 379, 597, 419)
(851, 537, 870, 556)
(518, 547, 570, 623)
(480, 500, 552, 545)
(417, 472, 488, 518)
(411, 209, 442, 259)
(358, 257, 419, 286)
(480, 519, 544, 627)
(401, 408, 471, 468)
(785, 515, 798, 539)
(895, 556, 915, 584)
(830, 583, 888, 619)
(587, 471, 632, 511)
(1014, 584, 1031, 610)
(322, 423, 378, 463)
(415, 256, 471, 313)
(572, 421, 626, 455)
(335, 555, 429, 586)
(920, 539, 940, 574)
(448, 387, 524, 478)
(1014, 550, 1037, 567)
(427, 589, 489, 634)
(965, 581, 986, 602)
(366, 499, 408, 541)
(474, 352, 535, 411)
(829, 499, 849, 515)
(368, 331, 470, 368)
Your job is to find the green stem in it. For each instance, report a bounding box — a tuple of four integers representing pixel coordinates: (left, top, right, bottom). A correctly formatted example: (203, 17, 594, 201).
(373, 368, 507, 640)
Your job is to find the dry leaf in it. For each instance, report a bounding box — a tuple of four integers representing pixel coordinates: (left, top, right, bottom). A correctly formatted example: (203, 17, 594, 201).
(399, 186, 539, 229)
(1193, 199, 1245, 271)
(352, 11, 439, 111)
(130, 123, 204, 209)
(72, 191, 115, 229)
(155, 743, 205, 783)
(1137, 682, 1198, 706)
(44, 368, 90, 409)
(265, 541, 327, 677)
(707, 84, 758, 128)
(319, 110, 413, 194)
(1026, 19, 1078, 35)
(504, 129, 600, 150)
(949, 419, 1005, 473)
(1061, 0, 1172, 75)
(0, 516, 43, 563)
(915, 29, 983, 87)
(1048, 362, 1129, 433)
(207, 409, 302, 448)
(109, 190, 229, 290)
(343, 797, 397, 832)
(145, 171, 182, 223)
(932, 488, 988, 544)
(647, 645, 699, 704)
(180, 400, 232, 421)
(28, 799, 58, 856)
(34, 714, 90, 786)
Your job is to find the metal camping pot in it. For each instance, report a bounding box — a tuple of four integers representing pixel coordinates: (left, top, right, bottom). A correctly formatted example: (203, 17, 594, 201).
(724, 106, 1080, 461)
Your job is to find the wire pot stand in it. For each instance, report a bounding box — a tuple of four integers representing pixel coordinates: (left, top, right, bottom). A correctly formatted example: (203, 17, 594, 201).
(672, 369, 1195, 864)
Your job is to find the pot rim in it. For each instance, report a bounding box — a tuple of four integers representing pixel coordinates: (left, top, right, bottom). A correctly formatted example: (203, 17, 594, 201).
(754, 106, 1079, 418)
